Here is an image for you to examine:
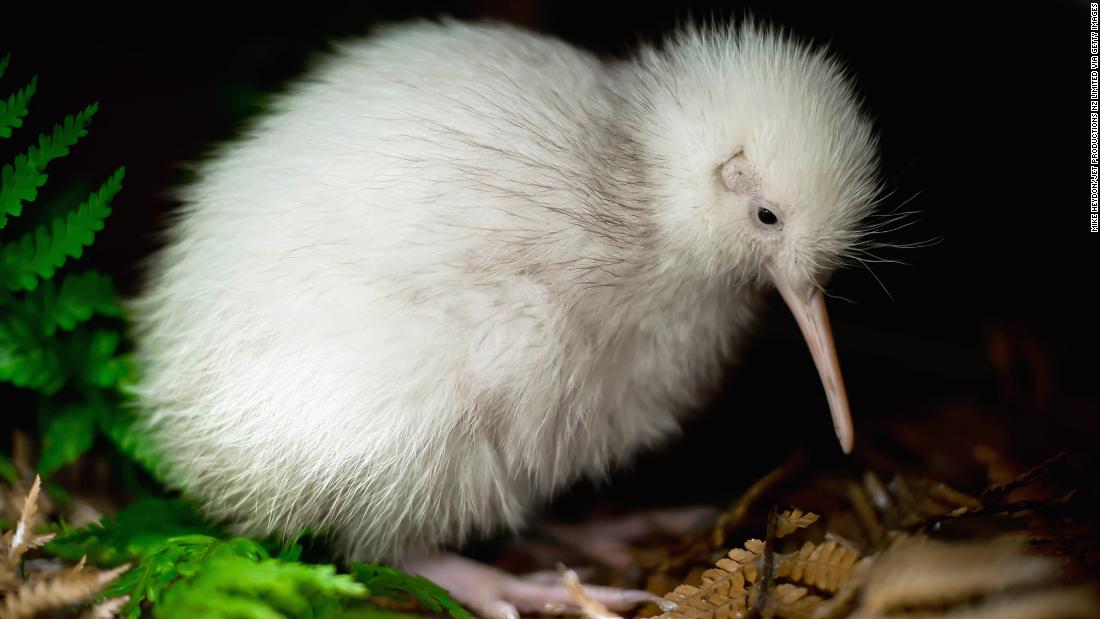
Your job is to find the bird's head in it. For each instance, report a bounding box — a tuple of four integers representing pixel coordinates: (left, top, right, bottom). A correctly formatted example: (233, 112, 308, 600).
(627, 22, 882, 452)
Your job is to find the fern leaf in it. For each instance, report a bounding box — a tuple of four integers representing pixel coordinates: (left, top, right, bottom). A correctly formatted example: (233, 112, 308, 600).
(104, 535, 264, 618)
(0, 103, 97, 230)
(352, 564, 472, 619)
(0, 76, 37, 140)
(1, 166, 123, 290)
(47, 499, 218, 567)
(156, 555, 366, 619)
(105, 535, 366, 619)
(0, 563, 128, 619)
(0, 309, 64, 392)
(774, 540, 860, 593)
(0, 299, 127, 394)
(36, 402, 99, 476)
(657, 539, 763, 619)
(761, 584, 824, 619)
(0, 54, 9, 79)
(5, 475, 42, 563)
(24, 271, 121, 336)
(80, 595, 131, 619)
(95, 405, 162, 476)
(775, 508, 819, 538)
(87, 331, 127, 389)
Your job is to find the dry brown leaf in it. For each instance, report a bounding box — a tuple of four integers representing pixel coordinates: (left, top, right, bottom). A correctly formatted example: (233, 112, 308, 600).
(847, 481, 885, 548)
(654, 454, 1094, 619)
(776, 509, 820, 539)
(849, 587, 1099, 619)
(774, 540, 860, 593)
(859, 536, 1056, 613)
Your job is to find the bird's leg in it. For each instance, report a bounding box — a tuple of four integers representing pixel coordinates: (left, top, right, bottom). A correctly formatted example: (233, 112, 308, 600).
(540, 506, 719, 569)
(401, 552, 660, 619)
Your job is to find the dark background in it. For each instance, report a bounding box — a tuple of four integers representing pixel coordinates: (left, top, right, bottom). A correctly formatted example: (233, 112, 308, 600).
(1, 2, 1094, 512)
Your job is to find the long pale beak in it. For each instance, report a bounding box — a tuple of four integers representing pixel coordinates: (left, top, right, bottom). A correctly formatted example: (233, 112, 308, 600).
(766, 266, 854, 453)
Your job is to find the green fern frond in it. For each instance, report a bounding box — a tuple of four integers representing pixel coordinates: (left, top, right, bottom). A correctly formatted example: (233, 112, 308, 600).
(352, 564, 472, 619)
(62, 328, 131, 388)
(106, 535, 367, 619)
(97, 403, 164, 475)
(0, 166, 123, 290)
(0, 103, 97, 229)
(0, 76, 37, 139)
(48, 498, 220, 566)
(20, 270, 121, 336)
(157, 555, 367, 619)
(36, 400, 99, 476)
(0, 308, 64, 392)
(105, 535, 264, 618)
(0, 54, 9, 79)
(0, 269, 125, 393)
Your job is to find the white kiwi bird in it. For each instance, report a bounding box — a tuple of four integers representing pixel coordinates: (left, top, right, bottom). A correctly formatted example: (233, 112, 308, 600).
(131, 17, 881, 618)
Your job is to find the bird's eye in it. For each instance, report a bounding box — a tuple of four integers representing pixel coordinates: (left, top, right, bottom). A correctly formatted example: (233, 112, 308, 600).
(757, 207, 778, 225)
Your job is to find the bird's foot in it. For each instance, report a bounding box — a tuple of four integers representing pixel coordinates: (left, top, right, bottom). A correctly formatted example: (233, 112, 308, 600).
(402, 552, 661, 619)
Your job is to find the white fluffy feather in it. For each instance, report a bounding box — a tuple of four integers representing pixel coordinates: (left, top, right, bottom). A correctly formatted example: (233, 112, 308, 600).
(130, 18, 879, 563)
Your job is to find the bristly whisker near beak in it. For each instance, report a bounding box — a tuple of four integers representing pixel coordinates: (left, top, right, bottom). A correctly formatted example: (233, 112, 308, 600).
(766, 266, 855, 453)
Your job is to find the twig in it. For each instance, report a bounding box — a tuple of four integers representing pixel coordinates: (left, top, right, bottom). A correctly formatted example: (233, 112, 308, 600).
(979, 451, 1068, 506)
(848, 481, 885, 548)
(906, 493, 1076, 535)
(554, 566, 621, 619)
(745, 505, 778, 619)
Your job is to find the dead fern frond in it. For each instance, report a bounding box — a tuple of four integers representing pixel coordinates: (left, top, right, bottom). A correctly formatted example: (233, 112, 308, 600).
(761, 583, 823, 619)
(774, 540, 860, 593)
(4, 476, 41, 567)
(810, 559, 868, 619)
(78, 595, 130, 619)
(654, 452, 1097, 619)
(776, 509, 819, 539)
(0, 476, 44, 594)
(0, 549, 16, 594)
(1, 476, 129, 618)
(23, 533, 55, 554)
(0, 562, 128, 619)
(658, 539, 763, 619)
